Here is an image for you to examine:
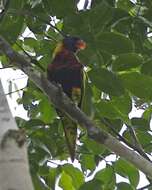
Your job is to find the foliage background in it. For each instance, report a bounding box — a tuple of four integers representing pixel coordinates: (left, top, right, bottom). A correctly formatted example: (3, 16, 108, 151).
(1, 0, 152, 189)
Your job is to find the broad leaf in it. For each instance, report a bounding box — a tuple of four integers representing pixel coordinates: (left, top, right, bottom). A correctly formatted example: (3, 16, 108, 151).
(79, 179, 103, 190)
(0, 0, 24, 43)
(117, 182, 134, 190)
(80, 154, 96, 171)
(114, 159, 139, 187)
(89, 68, 124, 96)
(120, 72, 152, 100)
(96, 99, 130, 124)
(112, 53, 143, 71)
(131, 117, 150, 131)
(59, 171, 75, 190)
(96, 32, 134, 55)
(61, 164, 84, 189)
(141, 59, 152, 76)
(95, 165, 116, 189)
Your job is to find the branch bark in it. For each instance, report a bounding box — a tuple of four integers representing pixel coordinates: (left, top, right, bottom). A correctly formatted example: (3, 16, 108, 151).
(0, 79, 34, 190)
(0, 36, 152, 179)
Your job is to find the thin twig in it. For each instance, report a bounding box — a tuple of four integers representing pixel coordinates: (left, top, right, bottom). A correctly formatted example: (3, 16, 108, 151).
(102, 118, 152, 162)
(102, 118, 137, 148)
(5, 87, 26, 96)
(126, 124, 151, 162)
(0, 66, 14, 69)
(47, 160, 61, 166)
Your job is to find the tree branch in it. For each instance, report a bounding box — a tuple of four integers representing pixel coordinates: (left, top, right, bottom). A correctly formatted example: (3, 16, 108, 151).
(0, 76, 34, 190)
(1, 35, 152, 179)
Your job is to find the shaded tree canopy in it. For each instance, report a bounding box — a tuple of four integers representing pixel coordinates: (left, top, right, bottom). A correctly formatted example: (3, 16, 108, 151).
(1, 0, 152, 189)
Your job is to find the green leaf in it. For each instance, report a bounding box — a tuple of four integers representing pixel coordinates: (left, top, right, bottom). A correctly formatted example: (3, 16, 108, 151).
(131, 117, 150, 131)
(96, 100, 120, 119)
(142, 106, 152, 121)
(32, 175, 49, 190)
(114, 159, 139, 187)
(15, 117, 26, 128)
(24, 119, 45, 128)
(48, 167, 60, 190)
(95, 165, 116, 188)
(38, 98, 56, 123)
(111, 92, 132, 115)
(38, 165, 49, 176)
(39, 39, 54, 55)
(82, 138, 105, 155)
(79, 179, 103, 190)
(112, 7, 130, 22)
(117, 182, 134, 190)
(28, 0, 43, 8)
(63, 11, 90, 38)
(0, 0, 24, 43)
(44, 0, 75, 18)
(112, 53, 143, 71)
(59, 171, 75, 190)
(89, 1, 113, 31)
(96, 32, 134, 55)
(30, 146, 50, 163)
(0, 15, 24, 43)
(96, 99, 130, 124)
(89, 68, 124, 96)
(80, 154, 96, 171)
(141, 59, 152, 76)
(26, 13, 47, 34)
(120, 72, 152, 100)
(136, 131, 152, 148)
(24, 37, 40, 53)
(61, 164, 84, 189)
(0, 55, 9, 65)
(116, 0, 134, 12)
(82, 84, 95, 117)
(113, 17, 132, 35)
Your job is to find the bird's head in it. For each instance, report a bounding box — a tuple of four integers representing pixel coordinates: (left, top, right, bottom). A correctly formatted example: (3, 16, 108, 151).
(52, 36, 86, 58)
(63, 36, 86, 53)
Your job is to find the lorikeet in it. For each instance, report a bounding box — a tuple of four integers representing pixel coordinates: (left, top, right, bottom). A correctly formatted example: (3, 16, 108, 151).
(47, 36, 86, 161)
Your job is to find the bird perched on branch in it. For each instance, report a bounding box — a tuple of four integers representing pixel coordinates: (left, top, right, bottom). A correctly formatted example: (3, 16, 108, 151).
(47, 36, 86, 161)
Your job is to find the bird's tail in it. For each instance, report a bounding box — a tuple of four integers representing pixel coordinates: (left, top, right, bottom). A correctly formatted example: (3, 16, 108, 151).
(56, 87, 81, 161)
(60, 113, 77, 162)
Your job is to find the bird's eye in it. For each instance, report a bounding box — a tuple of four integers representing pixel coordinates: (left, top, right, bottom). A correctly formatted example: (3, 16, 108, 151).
(76, 40, 86, 50)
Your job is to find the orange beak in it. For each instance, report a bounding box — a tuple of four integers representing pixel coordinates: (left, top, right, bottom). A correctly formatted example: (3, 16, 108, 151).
(76, 40, 86, 50)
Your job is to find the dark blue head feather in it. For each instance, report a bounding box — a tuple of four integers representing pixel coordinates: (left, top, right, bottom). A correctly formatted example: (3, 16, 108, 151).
(63, 36, 83, 52)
